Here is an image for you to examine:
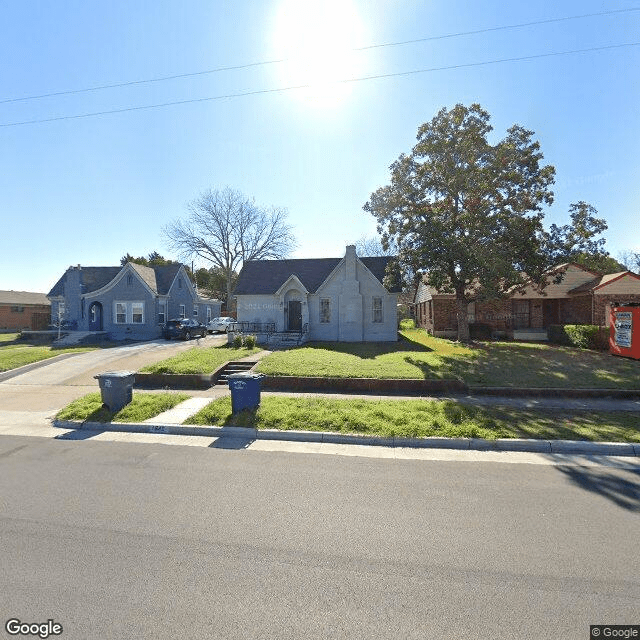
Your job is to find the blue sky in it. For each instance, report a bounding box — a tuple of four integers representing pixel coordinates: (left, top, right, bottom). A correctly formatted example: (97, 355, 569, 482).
(2, 0, 639, 293)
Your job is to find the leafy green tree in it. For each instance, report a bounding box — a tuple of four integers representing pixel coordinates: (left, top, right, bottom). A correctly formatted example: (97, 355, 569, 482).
(544, 202, 616, 272)
(194, 267, 238, 303)
(365, 103, 555, 341)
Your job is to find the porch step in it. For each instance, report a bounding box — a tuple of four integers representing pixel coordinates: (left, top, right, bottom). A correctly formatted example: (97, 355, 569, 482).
(215, 361, 258, 386)
(53, 331, 108, 346)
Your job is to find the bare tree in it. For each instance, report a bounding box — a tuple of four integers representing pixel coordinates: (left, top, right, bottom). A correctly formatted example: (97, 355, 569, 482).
(618, 249, 640, 272)
(354, 234, 396, 257)
(163, 187, 296, 304)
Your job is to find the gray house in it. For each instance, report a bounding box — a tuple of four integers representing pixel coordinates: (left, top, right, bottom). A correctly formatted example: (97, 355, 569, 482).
(47, 262, 221, 341)
(233, 245, 399, 343)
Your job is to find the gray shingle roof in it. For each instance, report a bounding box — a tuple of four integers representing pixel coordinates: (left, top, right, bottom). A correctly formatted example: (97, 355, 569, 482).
(233, 256, 400, 295)
(47, 263, 185, 297)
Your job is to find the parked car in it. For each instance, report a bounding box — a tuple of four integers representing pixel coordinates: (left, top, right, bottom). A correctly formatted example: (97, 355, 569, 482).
(207, 317, 236, 333)
(162, 318, 207, 340)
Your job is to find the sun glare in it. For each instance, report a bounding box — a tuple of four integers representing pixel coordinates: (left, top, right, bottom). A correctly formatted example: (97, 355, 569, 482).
(271, 0, 367, 107)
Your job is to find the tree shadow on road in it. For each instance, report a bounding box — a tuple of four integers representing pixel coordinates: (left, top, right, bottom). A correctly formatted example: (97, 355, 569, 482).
(555, 463, 640, 512)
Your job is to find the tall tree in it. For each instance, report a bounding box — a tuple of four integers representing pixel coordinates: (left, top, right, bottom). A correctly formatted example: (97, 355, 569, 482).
(163, 187, 296, 304)
(543, 202, 615, 271)
(365, 103, 555, 341)
(618, 249, 640, 272)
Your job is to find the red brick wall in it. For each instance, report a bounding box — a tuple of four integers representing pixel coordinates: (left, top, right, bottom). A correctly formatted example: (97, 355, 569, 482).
(0, 304, 51, 331)
(595, 294, 640, 326)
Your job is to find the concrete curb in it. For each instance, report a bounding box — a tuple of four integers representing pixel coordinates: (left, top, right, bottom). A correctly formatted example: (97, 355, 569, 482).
(52, 419, 640, 457)
(0, 353, 81, 382)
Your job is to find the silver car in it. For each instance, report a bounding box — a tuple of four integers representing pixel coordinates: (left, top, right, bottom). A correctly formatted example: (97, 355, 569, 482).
(207, 317, 235, 333)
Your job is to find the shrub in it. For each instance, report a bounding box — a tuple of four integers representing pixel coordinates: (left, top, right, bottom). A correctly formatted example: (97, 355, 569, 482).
(469, 322, 492, 340)
(244, 334, 257, 348)
(232, 334, 243, 348)
(548, 324, 608, 350)
(399, 318, 416, 330)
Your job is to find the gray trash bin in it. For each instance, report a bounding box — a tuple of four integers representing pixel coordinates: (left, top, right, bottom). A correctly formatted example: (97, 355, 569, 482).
(95, 371, 136, 412)
(227, 372, 264, 413)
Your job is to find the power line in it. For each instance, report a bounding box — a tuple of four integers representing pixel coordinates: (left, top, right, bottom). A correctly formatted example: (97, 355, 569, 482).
(1, 7, 638, 105)
(1, 41, 638, 128)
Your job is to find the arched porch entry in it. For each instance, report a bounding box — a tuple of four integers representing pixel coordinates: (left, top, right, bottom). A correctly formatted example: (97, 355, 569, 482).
(88, 301, 103, 331)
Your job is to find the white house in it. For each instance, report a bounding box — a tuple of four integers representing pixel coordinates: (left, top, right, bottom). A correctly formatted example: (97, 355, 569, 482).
(233, 245, 399, 343)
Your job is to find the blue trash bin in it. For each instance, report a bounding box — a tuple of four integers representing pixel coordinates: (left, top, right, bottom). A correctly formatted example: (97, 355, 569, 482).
(228, 372, 264, 413)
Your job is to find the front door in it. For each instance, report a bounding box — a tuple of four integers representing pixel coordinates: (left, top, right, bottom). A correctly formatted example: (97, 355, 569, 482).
(89, 302, 103, 331)
(543, 299, 559, 327)
(287, 301, 302, 331)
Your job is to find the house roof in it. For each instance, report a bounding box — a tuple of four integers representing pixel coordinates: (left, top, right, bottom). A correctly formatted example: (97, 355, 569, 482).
(568, 270, 640, 294)
(233, 256, 400, 295)
(0, 290, 50, 306)
(47, 263, 186, 298)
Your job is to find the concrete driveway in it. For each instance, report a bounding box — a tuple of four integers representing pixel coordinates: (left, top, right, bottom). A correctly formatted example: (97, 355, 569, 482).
(0, 334, 226, 419)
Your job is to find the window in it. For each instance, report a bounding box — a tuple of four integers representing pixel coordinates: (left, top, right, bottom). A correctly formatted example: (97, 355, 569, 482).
(158, 302, 166, 324)
(206, 306, 212, 322)
(178, 278, 183, 289)
(115, 303, 127, 324)
(372, 297, 383, 323)
(127, 275, 133, 286)
(132, 302, 144, 324)
(10, 306, 25, 313)
(180, 304, 186, 318)
(320, 298, 331, 323)
(114, 301, 144, 324)
(193, 306, 198, 317)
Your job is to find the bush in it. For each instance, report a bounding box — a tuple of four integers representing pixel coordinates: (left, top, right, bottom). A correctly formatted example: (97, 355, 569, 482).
(399, 318, 416, 330)
(244, 335, 257, 348)
(232, 334, 243, 348)
(548, 324, 608, 350)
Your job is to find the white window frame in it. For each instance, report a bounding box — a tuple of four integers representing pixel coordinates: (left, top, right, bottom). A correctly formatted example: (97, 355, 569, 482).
(115, 302, 127, 324)
(193, 306, 198, 317)
(372, 297, 383, 323)
(131, 302, 144, 324)
(158, 302, 166, 325)
(180, 304, 186, 319)
(114, 301, 145, 325)
(206, 306, 212, 322)
(320, 298, 331, 323)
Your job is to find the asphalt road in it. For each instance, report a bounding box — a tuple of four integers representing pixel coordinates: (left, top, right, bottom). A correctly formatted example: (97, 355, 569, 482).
(1, 434, 638, 640)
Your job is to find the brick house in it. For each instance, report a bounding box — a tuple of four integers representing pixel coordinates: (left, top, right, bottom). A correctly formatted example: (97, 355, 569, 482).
(0, 291, 51, 331)
(414, 263, 640, 339)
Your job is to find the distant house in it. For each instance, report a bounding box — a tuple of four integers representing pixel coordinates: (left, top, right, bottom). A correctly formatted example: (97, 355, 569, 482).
(415, 263, 640, 339)
(233, 245, 400, 344)
(47, 262, 221, 341)
(0, 291, 51, 331)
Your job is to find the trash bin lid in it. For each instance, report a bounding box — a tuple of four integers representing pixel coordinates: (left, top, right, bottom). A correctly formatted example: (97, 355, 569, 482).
(227, 372, 264, 379)
(94, 370, 136, 379)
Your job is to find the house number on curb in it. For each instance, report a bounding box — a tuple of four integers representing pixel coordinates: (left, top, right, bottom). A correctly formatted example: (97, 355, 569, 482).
(149, 425, 168, 433)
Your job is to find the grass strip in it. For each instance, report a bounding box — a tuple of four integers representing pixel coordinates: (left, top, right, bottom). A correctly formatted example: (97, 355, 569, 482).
(56, 392, 191, 424)
(140, 345, 262, 374)
(184, 396, 640, 443)
(0, 344, 95, 373)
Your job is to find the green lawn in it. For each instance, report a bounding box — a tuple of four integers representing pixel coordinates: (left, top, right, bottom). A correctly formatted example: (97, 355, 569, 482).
(0, 338, 96, 373)
(56, 392, 191, 423)
(139, 344, 263, 374)
(185, 396, 640, 443)
(255, 329, 640, 389)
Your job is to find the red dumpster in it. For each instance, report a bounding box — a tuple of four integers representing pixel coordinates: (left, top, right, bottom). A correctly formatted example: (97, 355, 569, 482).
(610, 305, 640, 360)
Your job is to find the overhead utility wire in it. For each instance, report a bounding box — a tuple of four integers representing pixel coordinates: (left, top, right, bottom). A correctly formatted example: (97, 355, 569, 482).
(1, 7, 638, 105)
(2, 41, 638, 129)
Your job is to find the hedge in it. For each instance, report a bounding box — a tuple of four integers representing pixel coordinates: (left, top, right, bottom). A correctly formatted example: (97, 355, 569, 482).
(548, 324, 609, 350)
